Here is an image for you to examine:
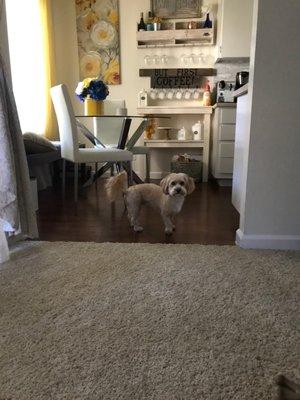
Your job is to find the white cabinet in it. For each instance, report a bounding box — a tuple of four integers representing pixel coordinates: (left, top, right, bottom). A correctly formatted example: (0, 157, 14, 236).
(217, 0, 254, 60)
(211, 105, 236, 185)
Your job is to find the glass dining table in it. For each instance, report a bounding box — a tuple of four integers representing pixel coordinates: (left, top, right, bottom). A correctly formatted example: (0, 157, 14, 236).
(75, 114, 169, 186)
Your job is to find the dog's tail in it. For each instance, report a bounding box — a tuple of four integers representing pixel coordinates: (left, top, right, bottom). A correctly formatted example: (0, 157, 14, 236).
(105, 171, 128, 202)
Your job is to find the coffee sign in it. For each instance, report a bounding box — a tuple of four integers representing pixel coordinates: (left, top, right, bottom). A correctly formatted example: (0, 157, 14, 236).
(139, 68, 215, 88)
(153, 69, 203, 88)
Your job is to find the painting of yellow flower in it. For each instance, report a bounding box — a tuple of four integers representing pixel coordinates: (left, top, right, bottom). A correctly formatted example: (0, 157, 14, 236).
(75, 0, 121, 85)
(103, 59, 120, 84)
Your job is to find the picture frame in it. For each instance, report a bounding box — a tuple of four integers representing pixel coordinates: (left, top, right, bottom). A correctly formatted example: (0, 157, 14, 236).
(151, 0, 201, 19)
(75, 0, 121, 85)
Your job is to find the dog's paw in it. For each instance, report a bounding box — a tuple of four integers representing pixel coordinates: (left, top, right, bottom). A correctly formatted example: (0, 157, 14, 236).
(133, 225, 144, 232)
(165, 228, 173, 235)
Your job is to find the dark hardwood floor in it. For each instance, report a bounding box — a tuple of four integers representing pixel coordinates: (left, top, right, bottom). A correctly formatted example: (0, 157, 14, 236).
(37, 179, 239, 245)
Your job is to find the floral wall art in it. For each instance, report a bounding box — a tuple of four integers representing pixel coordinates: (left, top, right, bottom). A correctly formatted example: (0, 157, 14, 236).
(75, 0, 121, 85)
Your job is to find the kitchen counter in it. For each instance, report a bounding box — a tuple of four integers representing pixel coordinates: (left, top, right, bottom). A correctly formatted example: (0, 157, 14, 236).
(233, 83, 249, 98)
(213, 102, 237, 109)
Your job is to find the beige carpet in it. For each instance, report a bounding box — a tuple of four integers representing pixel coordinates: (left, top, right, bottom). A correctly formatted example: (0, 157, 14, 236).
(0, 241, 299, 400)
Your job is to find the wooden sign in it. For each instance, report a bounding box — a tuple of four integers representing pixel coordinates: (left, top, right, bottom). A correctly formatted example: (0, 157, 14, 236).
(139, 68, 215, 88)
(151, 0, 201, 18)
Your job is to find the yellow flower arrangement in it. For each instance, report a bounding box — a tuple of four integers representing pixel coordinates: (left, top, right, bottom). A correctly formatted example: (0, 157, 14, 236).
(153, 16, 162, 23)
(82, 77, 94, 88)
(103, 59, 120, 84)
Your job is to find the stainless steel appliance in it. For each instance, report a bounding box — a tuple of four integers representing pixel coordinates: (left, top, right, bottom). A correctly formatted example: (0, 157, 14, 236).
(235, 71, 249, 90)
(217, 80, 235, 103)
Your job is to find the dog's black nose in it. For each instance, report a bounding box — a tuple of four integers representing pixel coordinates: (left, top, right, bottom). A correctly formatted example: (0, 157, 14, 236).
(175, 187, 181, 193)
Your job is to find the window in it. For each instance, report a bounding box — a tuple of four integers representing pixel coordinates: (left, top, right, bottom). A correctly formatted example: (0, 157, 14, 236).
(5, 0, 46, 134)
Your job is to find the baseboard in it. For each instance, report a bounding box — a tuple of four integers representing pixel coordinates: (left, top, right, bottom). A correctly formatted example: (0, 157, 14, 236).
(217, 179, 232, 187)
(236, 229, 300, 250)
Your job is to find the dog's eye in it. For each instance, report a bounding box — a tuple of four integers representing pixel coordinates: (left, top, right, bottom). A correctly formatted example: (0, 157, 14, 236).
(170, 181, 176, 186)
(179, 181, 184, 186)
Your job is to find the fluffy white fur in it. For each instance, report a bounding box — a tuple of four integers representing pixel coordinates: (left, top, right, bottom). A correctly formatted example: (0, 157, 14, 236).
(105, 171, 195, 234)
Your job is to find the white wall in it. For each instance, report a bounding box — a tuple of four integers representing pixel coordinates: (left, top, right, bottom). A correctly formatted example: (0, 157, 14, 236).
(237, 0, 300, 250)
(51, 0, 80, 113)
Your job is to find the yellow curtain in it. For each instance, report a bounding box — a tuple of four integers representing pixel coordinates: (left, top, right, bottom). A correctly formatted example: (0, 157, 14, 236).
(39, 0, 58, 140)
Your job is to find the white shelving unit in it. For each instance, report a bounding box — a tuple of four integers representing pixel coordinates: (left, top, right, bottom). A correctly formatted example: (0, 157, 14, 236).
(137, 106, 213, 115)
(144, 140, 204, 148)
(137, 20, 214, 48)
(139, 106, 212, 182)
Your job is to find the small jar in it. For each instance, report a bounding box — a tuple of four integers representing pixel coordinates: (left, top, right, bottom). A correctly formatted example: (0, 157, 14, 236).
(177, 127, 187, 140)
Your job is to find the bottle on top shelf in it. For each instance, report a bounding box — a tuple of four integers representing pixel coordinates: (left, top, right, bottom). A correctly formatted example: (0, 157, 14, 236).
(138, 12, 146, 31)
(146, 11, 154, 31)
(203, 13, 212, 29)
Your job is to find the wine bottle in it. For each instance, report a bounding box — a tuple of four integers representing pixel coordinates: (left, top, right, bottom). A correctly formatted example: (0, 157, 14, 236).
(138, 12, 146, 31)
(203, 13, 212, 29)
(146, 11, 154, 31)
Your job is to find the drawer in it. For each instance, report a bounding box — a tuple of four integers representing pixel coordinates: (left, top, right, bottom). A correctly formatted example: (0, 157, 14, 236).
(220, 108, 237, 124)
(219, 124, 236, 140)
(219, 142, 235, 158)
(217, 157, 234, 174)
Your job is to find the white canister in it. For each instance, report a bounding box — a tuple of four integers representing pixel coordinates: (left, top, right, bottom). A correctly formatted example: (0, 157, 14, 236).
(192, 121, 203, 140)
(138, 89, 148, 107)
(177, 127, 187, 140)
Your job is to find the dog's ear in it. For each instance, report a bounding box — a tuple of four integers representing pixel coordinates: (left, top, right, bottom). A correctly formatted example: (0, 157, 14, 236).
(186, 176, 195, 194)
(160, 176, 169, 194)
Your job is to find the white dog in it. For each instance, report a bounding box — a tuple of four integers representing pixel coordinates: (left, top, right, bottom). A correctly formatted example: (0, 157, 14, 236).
(105, 171, 195, 234)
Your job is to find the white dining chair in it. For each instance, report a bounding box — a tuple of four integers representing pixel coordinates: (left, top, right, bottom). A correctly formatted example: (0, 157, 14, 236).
(94, 100, 150, 182)
(50, 84, 133, 202)
(93, 100, 126, 147)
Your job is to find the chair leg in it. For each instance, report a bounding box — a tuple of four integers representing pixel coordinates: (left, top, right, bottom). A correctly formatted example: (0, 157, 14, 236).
(110, 164, 114, 176)
(127, 161, 133, 186)
(74, 162, 79, 203)
(95, 163, 98, 188)
(145, 153, 150, 183)
(62, 159, 66, 197)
